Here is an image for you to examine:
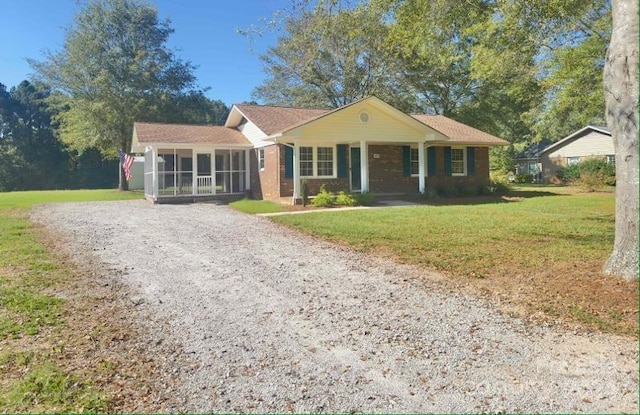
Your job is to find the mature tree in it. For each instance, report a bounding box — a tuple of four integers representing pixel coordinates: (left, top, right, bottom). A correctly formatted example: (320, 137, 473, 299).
(385, 0, 486, 116)
(603, 0, 638, 280)
(253, 5, 411, 110)
(0, 81, 67, 191)
(30, 0, 201, 190)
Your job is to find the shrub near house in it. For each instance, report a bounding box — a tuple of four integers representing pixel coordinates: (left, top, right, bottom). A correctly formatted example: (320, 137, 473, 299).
(557, 158, 616, 190)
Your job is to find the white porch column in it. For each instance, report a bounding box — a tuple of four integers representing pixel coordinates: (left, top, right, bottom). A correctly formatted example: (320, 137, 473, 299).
(418, 142, 426, 193)
(193, 150, 198, 196)
(292, 142, 301, 201)
(360, 141, 369, 192)
(151, 146, 158, 199)
(245, 149, 251, 192)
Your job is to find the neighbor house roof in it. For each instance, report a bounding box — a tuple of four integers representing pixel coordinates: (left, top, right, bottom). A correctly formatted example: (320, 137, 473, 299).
(539, 125, 611, 155)
(233, 104, 329, 136)
(515, 139, 555, 159)
(133, 122, 251, 146)
(411, 114, 508, 145)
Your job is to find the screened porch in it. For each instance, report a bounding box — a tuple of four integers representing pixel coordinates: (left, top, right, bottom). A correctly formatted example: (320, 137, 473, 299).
(144, 147, 250, 201)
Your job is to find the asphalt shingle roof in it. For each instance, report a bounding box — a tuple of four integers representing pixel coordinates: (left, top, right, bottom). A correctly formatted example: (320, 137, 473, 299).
(134, 122, 251, 146)
(411, 114, 508, 145)
(234, 105, 329, 136)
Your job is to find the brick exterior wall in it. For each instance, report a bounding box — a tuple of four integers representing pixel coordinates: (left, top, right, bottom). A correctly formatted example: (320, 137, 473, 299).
(368, 145, 419, 193)
(251, 144, 492, 201)
(249, 144, 281, 200)
(424, 146, 490, 191)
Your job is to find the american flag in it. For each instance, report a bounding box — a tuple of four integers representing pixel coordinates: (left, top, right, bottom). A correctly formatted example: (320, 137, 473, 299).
(118, 149, 134, 182)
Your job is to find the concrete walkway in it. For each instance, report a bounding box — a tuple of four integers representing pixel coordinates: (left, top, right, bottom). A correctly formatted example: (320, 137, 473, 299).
(257, 199, 421, 217)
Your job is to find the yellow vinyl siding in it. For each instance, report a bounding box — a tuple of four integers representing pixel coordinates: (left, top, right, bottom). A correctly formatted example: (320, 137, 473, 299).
(287, 102, 445, 143)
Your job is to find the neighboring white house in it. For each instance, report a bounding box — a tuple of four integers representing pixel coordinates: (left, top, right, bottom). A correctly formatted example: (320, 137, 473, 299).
(514, 125, 614, 183)
(128, 156, 145, 190)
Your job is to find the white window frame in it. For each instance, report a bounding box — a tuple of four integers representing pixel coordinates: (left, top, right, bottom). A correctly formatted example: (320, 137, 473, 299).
(257, 148, 265, 171)
(299, 146, 314, 177)
(567, 156, 580, 165)
(410, 146, 420, 176)
(606, 155, 615, 165)
(451, 147, 466, 176)
(299, 145, 337, 178)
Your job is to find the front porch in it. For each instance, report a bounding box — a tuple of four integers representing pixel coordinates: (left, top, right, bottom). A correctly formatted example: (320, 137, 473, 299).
(143, 147, 251, 202)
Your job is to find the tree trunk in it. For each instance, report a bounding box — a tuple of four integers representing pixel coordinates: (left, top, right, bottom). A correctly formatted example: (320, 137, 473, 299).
(603, 0, 639, 280)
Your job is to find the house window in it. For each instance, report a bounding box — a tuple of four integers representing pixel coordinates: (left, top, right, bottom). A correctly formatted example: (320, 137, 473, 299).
(606, 155, 615, 165)
(410, 147, 419, 176)
(567, 157, 580, 165)
(300, 146, 314, 176)
(451, 148, 466, 175)
(298, 145, 336, 177)
(258, 148, 265, 170)
(317, 147, 334, 176)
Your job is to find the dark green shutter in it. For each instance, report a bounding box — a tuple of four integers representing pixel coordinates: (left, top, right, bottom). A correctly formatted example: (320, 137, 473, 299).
(337, 145, 348, 178)
(444, 146, 452, 176)
(467, 147, 476, 176)
(427, 147, 436, 176)
(402, 146, 411, 177)
(284, 145, 293, 178)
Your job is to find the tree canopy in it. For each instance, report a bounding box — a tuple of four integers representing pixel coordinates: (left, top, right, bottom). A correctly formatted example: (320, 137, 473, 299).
(252, 0, 611, 144)
(29, 0, 206, 189)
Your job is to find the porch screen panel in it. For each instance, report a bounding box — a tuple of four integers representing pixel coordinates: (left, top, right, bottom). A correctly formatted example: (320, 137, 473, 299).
(144, 148, 154, 198)
(215, 151, 230, 193)
(231, 150, 245, 193)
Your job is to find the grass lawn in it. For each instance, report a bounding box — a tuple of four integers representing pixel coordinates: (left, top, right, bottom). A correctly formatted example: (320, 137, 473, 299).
(229, 198, 287, 214)
(272, 186, 638, 336)
(0, 189, 141, 412)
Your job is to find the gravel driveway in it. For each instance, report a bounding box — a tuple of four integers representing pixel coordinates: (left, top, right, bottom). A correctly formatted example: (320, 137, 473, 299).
(33, 200, 638, 413)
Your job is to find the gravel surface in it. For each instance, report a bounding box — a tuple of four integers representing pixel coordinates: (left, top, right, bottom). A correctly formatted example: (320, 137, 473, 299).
(32, 200, 638, 413)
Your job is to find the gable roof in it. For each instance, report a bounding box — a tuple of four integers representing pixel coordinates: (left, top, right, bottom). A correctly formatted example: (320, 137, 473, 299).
(411, 114, 508, 145)
(276, 96, 434, 137)
(231, 104, 329, 136)
(539, 125, 611, 155)
(515, 139, 555, 159)
(133, 122, 251, 147)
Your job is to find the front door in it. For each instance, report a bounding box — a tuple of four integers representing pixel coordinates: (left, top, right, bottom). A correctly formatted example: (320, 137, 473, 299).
(196, 153, 213, 194)
(350, 147, 361, 192)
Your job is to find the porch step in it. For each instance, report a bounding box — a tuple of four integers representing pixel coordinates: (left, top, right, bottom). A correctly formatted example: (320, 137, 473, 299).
(151, 194, 245, 205)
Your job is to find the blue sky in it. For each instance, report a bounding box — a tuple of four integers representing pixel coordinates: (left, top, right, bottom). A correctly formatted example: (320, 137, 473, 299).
(0, 0, 290, 105)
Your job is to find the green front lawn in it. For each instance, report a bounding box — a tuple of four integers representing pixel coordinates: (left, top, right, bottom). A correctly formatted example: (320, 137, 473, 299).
(0, 189, 141, 412)
(271, 186, 637, 335)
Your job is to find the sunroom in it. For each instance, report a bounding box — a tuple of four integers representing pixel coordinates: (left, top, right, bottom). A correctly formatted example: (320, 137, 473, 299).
(132, 123, 253, 202)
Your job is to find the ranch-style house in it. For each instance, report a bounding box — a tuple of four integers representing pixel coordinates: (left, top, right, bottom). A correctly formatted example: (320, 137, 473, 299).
(131, 96, 508, 203)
